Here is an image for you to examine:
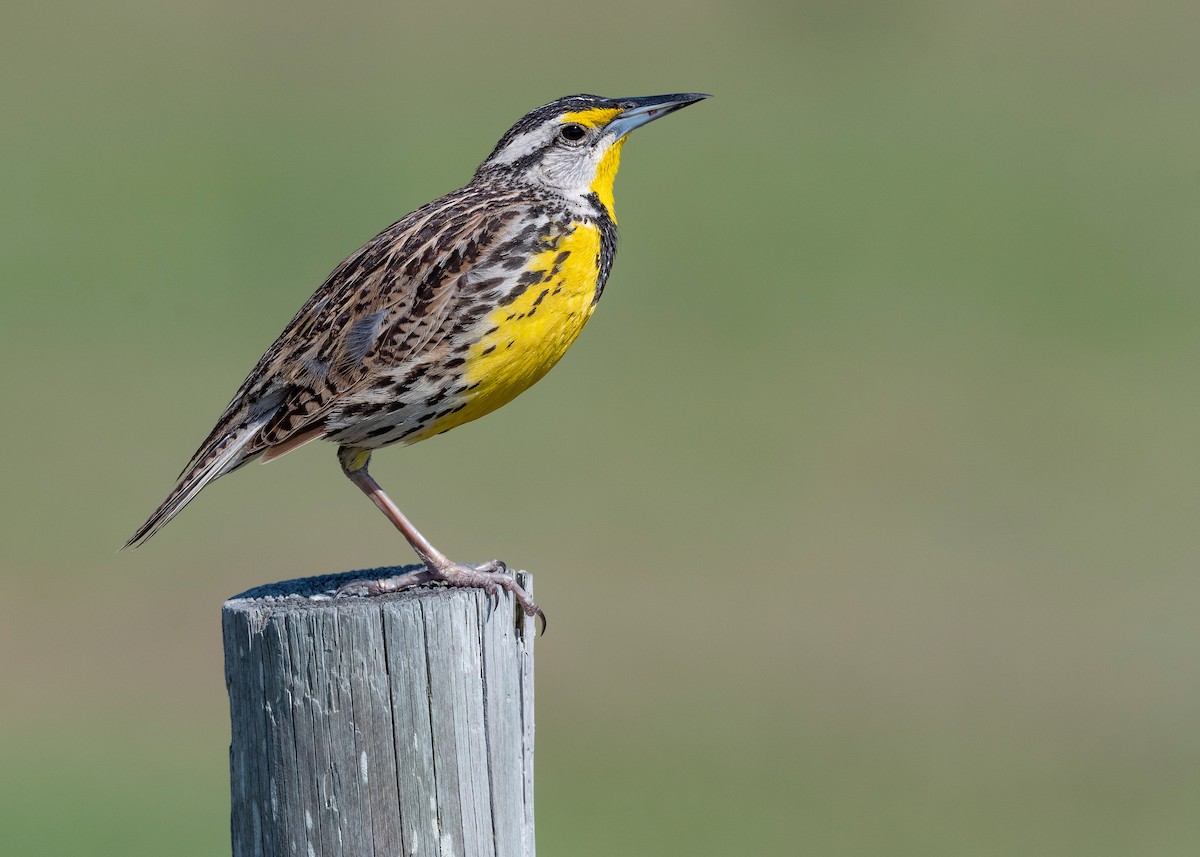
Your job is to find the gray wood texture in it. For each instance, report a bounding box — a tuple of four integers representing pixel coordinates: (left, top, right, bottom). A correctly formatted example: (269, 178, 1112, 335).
(222, 566, 536, 857)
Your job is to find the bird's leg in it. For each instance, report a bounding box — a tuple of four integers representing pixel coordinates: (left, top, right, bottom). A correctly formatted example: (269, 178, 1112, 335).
(334, 446, 545, 631)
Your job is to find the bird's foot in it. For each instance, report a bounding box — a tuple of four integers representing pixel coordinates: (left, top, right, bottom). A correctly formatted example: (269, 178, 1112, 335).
(336, 560, 545, 634)
(335, 568, 437, 598)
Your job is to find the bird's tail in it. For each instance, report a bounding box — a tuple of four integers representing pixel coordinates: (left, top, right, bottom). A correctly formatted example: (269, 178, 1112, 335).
(124, 425, 265, 549)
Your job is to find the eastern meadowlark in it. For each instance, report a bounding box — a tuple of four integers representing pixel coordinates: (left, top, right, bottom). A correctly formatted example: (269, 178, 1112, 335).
(127, 92, 710, 627)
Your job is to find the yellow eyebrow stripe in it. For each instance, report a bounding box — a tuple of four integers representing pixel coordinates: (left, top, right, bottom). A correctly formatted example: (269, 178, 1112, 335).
(561, 107, 622, 128)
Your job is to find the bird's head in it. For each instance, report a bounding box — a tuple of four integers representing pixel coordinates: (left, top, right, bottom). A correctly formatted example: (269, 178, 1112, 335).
(477, 92, 710, 219)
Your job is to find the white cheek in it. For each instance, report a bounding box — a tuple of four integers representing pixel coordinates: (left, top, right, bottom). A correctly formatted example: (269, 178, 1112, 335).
(541, 149, 602, 195)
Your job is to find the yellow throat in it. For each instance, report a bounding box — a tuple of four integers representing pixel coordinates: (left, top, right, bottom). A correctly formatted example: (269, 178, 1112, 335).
(590, 136, 627, 222)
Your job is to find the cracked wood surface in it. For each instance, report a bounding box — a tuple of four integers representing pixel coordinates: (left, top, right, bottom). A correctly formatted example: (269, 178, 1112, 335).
(222, 567, 536, 857)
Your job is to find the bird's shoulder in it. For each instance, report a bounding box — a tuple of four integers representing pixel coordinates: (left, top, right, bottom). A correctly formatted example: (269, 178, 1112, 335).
(296, 181, 583, 341)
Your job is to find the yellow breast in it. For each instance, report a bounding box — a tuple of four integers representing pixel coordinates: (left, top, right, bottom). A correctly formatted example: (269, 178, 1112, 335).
(407, 222, 602, 441)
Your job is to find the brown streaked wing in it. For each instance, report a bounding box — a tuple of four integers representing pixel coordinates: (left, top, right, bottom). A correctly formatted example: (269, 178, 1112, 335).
(252, 186, 525, 450)
(170, 184, 523, 475)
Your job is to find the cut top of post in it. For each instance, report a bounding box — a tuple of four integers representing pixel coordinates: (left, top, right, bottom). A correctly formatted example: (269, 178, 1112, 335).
(222, 566, 536, 857)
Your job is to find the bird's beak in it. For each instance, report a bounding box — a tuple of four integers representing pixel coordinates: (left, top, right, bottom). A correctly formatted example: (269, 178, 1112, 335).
(605, 93, 711, 139)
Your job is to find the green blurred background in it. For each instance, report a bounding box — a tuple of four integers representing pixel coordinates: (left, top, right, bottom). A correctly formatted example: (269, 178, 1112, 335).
(4, 1, 1199, 853)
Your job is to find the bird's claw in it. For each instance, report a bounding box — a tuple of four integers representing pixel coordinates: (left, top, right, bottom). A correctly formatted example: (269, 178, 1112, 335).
(335, 578, 374, 597)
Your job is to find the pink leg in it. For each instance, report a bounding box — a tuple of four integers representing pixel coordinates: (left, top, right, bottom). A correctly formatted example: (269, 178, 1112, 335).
(334, 447, 545, 632)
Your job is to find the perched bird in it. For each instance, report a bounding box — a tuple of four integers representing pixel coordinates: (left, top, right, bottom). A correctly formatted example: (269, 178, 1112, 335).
(127, 92, 710, 627)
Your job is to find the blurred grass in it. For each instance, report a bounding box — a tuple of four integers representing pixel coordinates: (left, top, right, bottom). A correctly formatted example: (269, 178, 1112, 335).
(4, 0, 1200, 854)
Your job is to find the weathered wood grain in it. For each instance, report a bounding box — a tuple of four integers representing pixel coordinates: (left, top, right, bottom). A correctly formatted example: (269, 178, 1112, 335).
(222, 566, 536, 857)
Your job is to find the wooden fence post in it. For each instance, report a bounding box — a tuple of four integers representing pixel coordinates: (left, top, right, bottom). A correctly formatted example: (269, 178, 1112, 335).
(222, 567, 536, 857)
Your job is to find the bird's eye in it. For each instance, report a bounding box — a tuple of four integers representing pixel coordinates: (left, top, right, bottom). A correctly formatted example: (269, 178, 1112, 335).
(559, 123, 587, 143)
